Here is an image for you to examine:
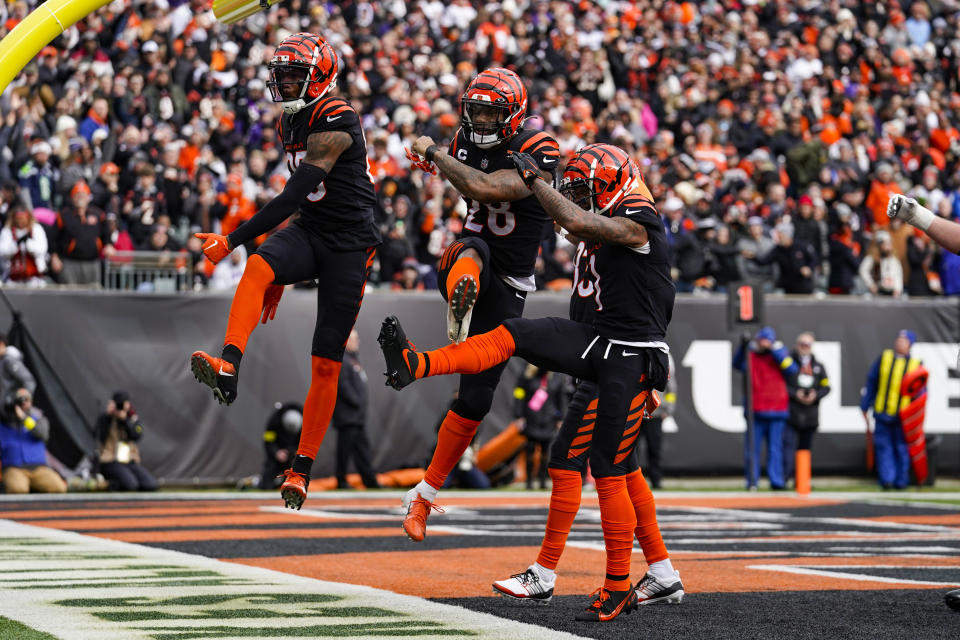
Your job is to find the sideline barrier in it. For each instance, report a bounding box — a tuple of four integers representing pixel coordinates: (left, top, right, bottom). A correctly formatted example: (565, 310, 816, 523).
(0, 289, 957, 482)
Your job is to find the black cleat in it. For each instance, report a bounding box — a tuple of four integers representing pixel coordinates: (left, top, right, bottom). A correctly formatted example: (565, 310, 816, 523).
(574, 585, 638, 622)
(191, 351, 238, 405)
(378, 316, 421, 390)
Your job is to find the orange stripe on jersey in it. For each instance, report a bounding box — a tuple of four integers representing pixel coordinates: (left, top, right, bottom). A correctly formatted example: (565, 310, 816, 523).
(570, 434, 592, 448)
(307, 100, 328, 127)
(576, 422, 594, 434)
(622, 420, 641, 438)
(520, 132, 552, 153)
(567, 446, 589, 458)
(613, 433, 640, 464)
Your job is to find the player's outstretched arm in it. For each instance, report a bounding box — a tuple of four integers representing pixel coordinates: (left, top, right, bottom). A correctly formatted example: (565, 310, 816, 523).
(512, 151, 647, 248)
(412, 136, 532, 203)
(888, 194, 960, 254)
(226, 130, 352, 248)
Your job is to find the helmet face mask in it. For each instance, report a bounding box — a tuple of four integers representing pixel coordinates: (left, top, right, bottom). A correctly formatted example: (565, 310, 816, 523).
(266, 33, 338, 115)
(460, 68, 527, 149)
(559, 179, 600, 213)
(561, 144, 640, 216)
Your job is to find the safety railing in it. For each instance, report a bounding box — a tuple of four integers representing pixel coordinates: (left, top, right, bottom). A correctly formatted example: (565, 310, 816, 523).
(102, 251, 194, 292)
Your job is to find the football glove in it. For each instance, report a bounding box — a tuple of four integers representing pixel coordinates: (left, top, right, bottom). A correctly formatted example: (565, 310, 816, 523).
(195, 233, 232, 264)
(261, 284, 284, 324)
(510, 151, 548, 189)
(887, 194, 934, 231)
(405, 148, 437, 175)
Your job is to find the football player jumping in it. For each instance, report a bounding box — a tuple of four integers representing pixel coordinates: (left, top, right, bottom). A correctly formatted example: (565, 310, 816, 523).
(400, 68, 560, 541)
(380, 144, 677, 621)
(190, 33, 381, 510)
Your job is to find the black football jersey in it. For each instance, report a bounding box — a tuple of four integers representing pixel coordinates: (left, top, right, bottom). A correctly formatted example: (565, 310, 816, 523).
(278, 96, 381, 250)
(570, 193, 675, 341)
(448, 128, 559, 287)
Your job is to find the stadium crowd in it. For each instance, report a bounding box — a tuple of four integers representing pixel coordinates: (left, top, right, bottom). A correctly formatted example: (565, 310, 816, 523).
(2, 0, 960, 295)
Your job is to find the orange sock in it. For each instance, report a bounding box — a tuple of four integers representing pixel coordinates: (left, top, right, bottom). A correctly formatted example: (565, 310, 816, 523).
(626, 468, 668, 564)
(535, 468, 582, 570)
(595, 476, 636, 591)
(423, 326, 515, 376)
(423, 411, 482, 489)
(224, 254, 276, 353)
(296, 356, 342, 460)
(445, 254, 480, 300)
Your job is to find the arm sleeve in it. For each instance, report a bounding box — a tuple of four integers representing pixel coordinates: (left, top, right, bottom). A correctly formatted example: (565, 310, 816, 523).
(860, 358, 880, 412)
(125, 417, 144, 442)
(8, 358, 35, 395)
(816, 364, 831, 400)
(227, 161, 328, 247)
(26, 412, 50, 442)
(772, 343, 798, 377)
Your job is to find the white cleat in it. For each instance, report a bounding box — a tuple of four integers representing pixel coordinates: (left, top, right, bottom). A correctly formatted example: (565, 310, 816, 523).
(492, 566, 555, 604)
(635, 571, 684, 605)
(447, 274, 478, 343)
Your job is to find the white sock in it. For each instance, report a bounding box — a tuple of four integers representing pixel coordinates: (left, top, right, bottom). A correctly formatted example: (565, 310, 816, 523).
(532, 562, 556, 583)
(648, 558, 676, 581)
(415, 480, 439, 503)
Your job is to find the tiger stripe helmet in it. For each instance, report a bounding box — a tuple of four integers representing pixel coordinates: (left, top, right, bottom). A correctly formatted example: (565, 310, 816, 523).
(559, 144, 643, 216)
(460, 67, 528, 149)
(267, 33, 338, 115)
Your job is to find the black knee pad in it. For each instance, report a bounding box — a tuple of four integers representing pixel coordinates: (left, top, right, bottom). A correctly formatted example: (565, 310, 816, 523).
(451, 392, 493, 422)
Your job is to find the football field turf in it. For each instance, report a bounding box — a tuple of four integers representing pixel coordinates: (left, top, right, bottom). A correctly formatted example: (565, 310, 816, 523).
(0, 490, 958, 639)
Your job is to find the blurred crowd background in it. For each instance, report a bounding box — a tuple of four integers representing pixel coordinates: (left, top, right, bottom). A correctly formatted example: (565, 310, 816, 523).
(3, 0, 960, 296)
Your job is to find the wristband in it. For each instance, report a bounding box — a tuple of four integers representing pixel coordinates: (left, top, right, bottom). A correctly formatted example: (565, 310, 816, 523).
(913, 204, 935, 231)
(23, 416, 36, 430)
(425, 145, 440, 163)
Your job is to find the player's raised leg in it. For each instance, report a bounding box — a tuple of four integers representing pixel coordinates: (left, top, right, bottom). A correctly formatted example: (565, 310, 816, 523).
(191, 252, 281, 405)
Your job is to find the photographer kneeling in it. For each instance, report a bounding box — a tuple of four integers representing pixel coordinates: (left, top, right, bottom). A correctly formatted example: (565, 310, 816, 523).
(95, 391, 156, 491)
(0, 388, 66, 493)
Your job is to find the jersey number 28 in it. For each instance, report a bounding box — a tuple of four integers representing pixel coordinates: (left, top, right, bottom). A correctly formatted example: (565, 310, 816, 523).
(464, 200, 516, 236)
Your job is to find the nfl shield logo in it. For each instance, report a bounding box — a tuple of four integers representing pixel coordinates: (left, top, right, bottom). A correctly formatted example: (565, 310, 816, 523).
(481, 157, 489, 169)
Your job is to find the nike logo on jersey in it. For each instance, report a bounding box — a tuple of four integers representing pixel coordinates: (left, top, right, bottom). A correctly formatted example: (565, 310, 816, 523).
(541, 158, 556, 164)
(622, 351, 639, 357)
(218, 365, 234, 377)
(515, 292, 525, 300)
(327, 115, 343, 122)
(625, 209, 642, 215)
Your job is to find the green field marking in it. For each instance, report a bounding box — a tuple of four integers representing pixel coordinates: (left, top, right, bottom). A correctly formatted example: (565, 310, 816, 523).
(145, 620, 472, 640)
(55, 593, 342, 608)
(0, 519, 584, 640)
(0, 616, 59, 640)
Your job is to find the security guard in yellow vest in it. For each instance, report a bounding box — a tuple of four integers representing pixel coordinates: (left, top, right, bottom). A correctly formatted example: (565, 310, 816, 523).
(860, 330, 921, 489)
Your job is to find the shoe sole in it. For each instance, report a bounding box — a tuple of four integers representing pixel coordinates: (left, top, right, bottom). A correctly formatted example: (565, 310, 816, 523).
(447, 275, 477, 343)
(638, 587, 685, 605)
(190, 354, 230, 405)
(491, 585, 553, 604)
(281, 486, 305, 510)
(378, 317, 415, 390)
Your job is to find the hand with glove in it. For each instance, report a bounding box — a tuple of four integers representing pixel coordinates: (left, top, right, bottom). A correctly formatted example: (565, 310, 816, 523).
(405, 147, 437, 175)
(261, 284, 284, 324)
(887, 194, 934, 231)
(509, 151, 550, 189)
(195, 233, 232, 264)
